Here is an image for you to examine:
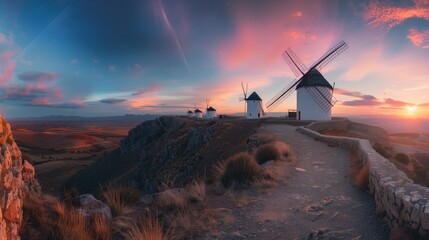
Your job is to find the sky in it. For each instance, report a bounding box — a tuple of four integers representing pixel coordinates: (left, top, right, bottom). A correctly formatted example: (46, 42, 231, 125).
(0, 0, 428, 118)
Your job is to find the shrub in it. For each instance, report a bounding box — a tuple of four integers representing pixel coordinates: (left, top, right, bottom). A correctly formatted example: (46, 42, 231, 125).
(221, 152, 260, 187)
(186, 181, 206, 203)
(102, 185, 141, 218)
(372, 142, 392, 159)
(349, 153, 369, 190)
(395, 153, 409, 164)
(254, 142, 293, 164)
(117, 216, 174, 240)
(254, 143, 281, 164)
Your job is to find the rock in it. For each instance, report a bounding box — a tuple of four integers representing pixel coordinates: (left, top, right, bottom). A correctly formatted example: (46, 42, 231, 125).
(72, 194, 112, 219)
(0, 116, 41, 240)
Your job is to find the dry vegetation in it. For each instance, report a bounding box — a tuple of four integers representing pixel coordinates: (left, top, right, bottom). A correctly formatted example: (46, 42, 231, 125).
(22, 140, 294, 239)
(349, 153, 369, 190)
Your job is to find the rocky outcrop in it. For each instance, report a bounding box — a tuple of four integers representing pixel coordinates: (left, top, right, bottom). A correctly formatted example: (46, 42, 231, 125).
(120, 116, 184, 154)
(0, 116, 40, 240)
(67, 116, 259, 195)
(297, 125, 429, 238)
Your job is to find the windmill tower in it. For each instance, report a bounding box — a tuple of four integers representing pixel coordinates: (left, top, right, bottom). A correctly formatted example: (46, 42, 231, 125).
(239, 82, 265, 119)
(266, 40, 348, 121)
(194, 108, 203, 118)
(205, 99, 217, 119)
(187, 109, 194, 117)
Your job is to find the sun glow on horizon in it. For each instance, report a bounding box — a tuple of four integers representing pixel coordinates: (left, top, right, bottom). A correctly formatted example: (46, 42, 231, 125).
(406, 105, 417, 116)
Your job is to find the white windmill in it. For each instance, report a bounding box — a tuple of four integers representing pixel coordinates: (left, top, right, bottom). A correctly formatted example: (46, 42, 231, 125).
(205, 99, 217, 119)
(266, 40, 348, 121)
(239, 82, 265, 119)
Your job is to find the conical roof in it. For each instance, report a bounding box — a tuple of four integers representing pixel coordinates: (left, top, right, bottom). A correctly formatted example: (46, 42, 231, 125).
(207, 106, 216, 111)
(246, 91, 262, 101)
(187, 110, 193, 114)
(296, 69, 333, 90)
(194, 108, 202, 113)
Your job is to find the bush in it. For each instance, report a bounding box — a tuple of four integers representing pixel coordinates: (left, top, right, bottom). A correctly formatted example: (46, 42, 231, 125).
(102, 185, 141, 217)
(221, 152, 260, 187)
(254, 143, 281, 164)
(395, 153, 409, 164)
(372, 142, 392, 159)
(254, 142, 293, 164)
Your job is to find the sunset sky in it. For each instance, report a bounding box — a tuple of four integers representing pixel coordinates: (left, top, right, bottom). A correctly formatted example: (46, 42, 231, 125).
(0, 0, 428, 118)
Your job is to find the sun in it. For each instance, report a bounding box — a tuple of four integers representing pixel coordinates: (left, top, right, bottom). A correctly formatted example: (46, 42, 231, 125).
(406, 105, 417, 116)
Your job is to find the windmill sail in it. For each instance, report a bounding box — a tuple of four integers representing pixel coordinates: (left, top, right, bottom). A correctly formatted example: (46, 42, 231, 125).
(266, 40, 348, 112)
(304, 86, 336, 112)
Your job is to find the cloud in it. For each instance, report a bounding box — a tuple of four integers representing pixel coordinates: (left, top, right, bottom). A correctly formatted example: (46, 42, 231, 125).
(18, 71, 58, 82)
(71, 58, 78, 64)
(342, 99, 382, 106)
(419, 102, 429, 107)
(140, 104, 191, 109)
(384, 98, 410, 107)
(407, 28, 429, 48)
(335, 88, 378, 100)
(0, 51, 16, 85)
(0, 32, 16, 85)
(362, 1, 429, 29)
(99, 98, 127, 104)
(108, 65, 117, 72)
(291, 11, 302, 17)
(27, 99, 88, 109)
(131, 85, 162, 96)
(337, 88, 413, 109)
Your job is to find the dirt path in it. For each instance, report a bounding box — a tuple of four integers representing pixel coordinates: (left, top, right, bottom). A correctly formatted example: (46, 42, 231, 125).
(212, 124, 390, 239)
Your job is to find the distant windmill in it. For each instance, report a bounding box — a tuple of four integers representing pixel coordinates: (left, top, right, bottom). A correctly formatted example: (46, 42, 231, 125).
(239, 82, 265, 119)
(205, 98, 217, 119)
(266, 40, 348, 120)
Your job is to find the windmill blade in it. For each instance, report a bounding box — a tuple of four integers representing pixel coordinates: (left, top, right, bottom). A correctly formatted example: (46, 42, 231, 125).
(282, 48, 308, 78)
(305, 86, 337, 113)
(309, 40, 348, 72)
(258, 101, 266, 116)
(266, 77, 302, 111)
(241, 82, 247, 98)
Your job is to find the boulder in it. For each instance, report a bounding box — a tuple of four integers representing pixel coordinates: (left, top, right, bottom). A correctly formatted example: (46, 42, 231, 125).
(72, 194, 112, 219)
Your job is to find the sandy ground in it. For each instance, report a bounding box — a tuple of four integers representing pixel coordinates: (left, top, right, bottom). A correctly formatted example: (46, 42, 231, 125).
(211, 124, 389, 239)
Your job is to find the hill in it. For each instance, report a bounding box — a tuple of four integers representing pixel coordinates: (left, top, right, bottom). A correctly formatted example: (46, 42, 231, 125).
(65, 116, 261, 194)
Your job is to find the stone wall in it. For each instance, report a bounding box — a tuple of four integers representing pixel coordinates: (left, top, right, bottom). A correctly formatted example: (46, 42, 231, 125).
(0, 116, 40, 239)
(297, 126, 429, 237)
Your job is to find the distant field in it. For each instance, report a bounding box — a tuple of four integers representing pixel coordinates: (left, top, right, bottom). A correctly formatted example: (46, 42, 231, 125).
(10, 119, 145, 193)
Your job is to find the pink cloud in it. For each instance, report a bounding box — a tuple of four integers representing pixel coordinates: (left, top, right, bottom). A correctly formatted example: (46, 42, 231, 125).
(362, 1, 429, 29)
(291, 11, 302, 17)
(407, 28, 429, 48)
(0, 51, 16, 85)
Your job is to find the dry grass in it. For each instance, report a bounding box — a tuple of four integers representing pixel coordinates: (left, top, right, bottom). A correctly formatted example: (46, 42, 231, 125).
(55, 208, 92, 240)
(169, 208, 214, 238)
(186, 181, 206, 203)
(93, 214, 112, 240)
(156, 188, 188, 210)
(349, 153, 369, 190)
(117, 216, 175, 240)
(102, 185, 140, 217)
(220, 152, 260, 187)
(254, 141, 294, 164)
(254, 143, 282, 164)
